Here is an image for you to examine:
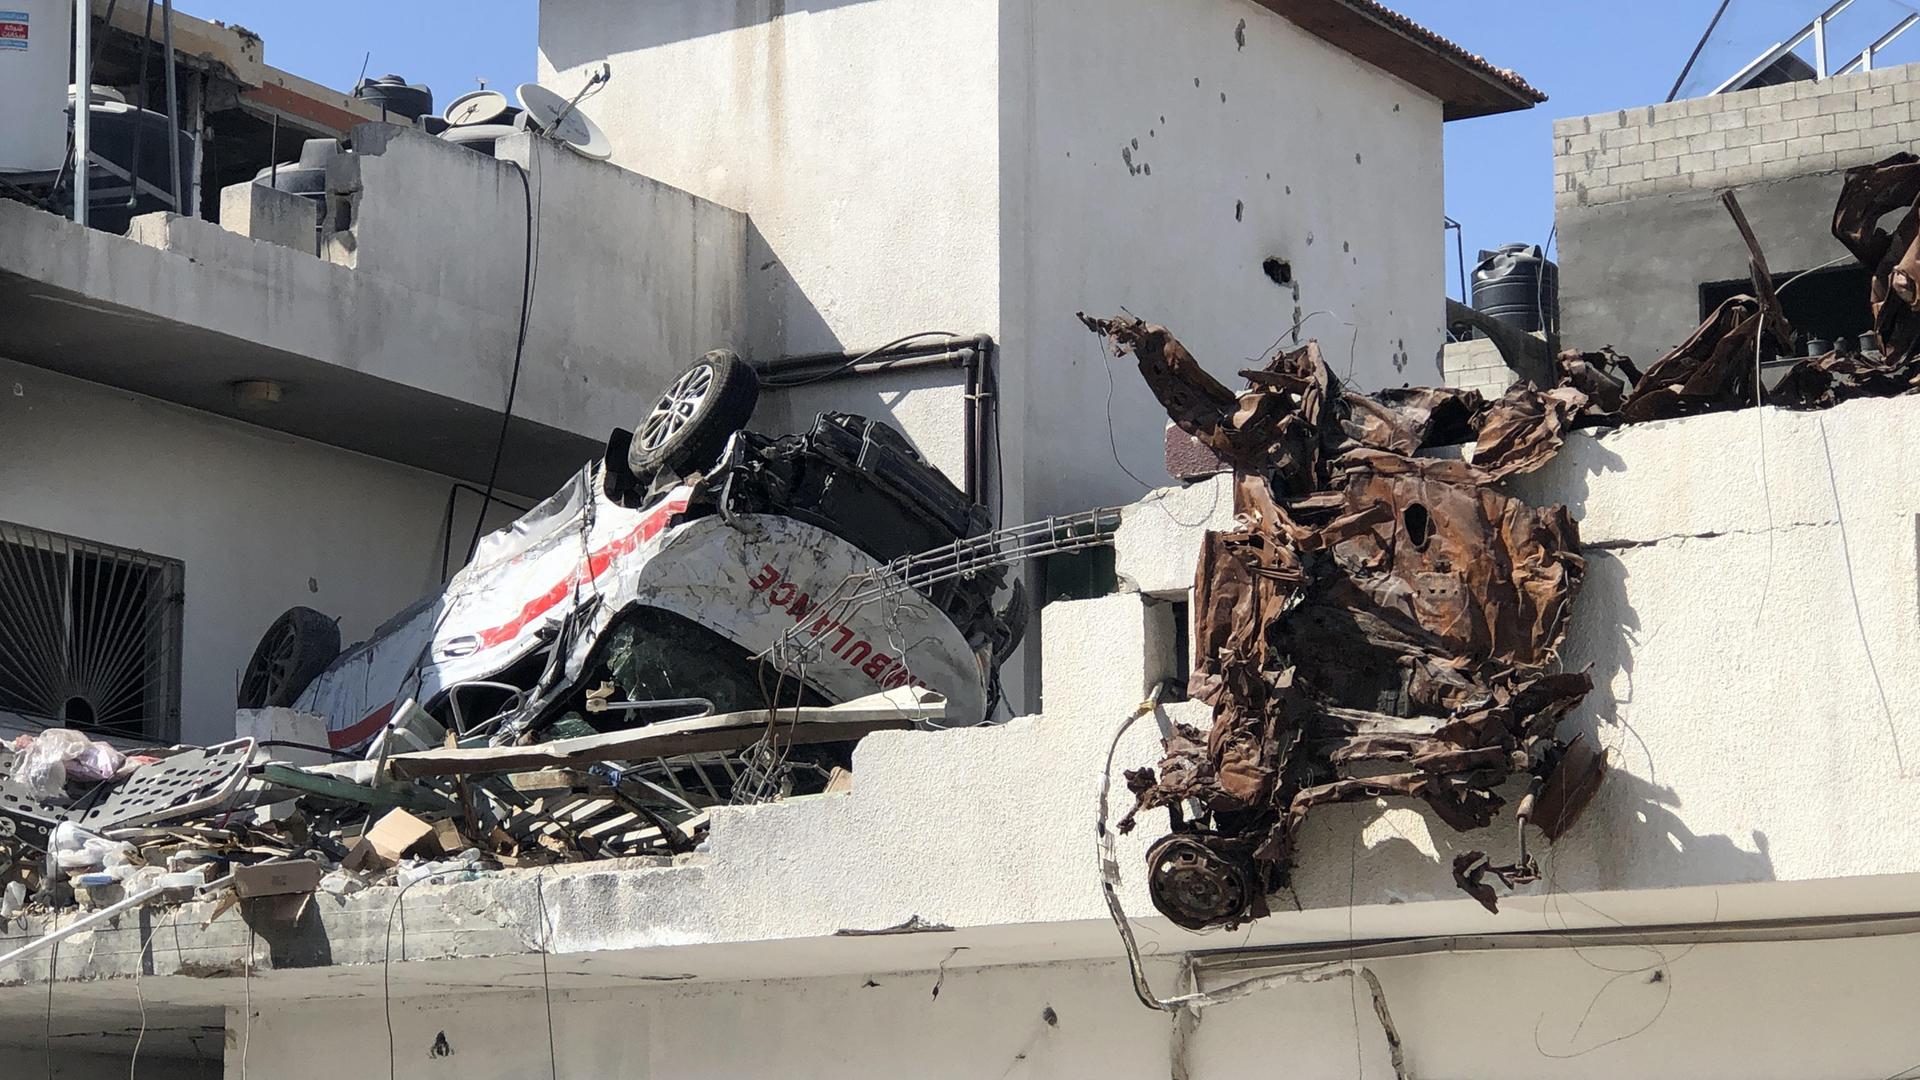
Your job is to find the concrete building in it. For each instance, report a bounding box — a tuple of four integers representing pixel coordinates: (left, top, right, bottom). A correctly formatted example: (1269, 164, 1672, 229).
(5, 390, 1920, 1078)
(1553, 60, 1920, 368)
(3, 0, 1539, 745)
(1, 5, 747, 745)
(537, 0, 1542, 524)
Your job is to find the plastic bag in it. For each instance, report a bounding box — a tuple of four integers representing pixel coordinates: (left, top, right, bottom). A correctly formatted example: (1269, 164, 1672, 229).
(6, 729, 127, 796)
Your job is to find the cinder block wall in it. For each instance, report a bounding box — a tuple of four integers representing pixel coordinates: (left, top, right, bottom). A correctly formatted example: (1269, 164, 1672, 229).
(1439, 338, 1520, 397)
(1554, 62, 1920, 210)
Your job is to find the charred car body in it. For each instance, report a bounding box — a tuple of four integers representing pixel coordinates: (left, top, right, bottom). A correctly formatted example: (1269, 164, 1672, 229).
(238, 352, 1018, 787)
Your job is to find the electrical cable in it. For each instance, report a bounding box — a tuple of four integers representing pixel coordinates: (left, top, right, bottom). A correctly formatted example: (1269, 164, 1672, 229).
(384, 872, 436, 1080)
(128, 909, 175, 1080)
(1667, 0, 1735, 103)
(239, 928, 252, 1080)
(440, 482, 535, 582)
(536, 872, 558, 1080)
(465, 146, 544, 564)
(43, 935, 58, 1080)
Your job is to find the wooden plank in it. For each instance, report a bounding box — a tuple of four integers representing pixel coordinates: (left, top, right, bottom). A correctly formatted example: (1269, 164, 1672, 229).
(386, 692, 937, 780)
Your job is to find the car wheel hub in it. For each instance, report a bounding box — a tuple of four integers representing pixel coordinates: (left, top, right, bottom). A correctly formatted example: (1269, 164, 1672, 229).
(638, 363, 714, 452)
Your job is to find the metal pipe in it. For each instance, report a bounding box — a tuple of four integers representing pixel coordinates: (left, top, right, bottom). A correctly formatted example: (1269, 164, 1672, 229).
(755, 334, 998, 517)
(0, 885, 168, 971)
(963, 345, 979, 504)
(758, 338, 977, 374)
(160, 0, 181, 214)
(72, 0, 90, 225)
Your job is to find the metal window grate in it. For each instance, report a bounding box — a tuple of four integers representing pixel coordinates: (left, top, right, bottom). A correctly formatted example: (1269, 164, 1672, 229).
(0, 522, 183, 740)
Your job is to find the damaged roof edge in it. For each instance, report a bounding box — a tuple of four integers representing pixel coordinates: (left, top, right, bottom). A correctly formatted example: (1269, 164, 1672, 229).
(1254, 0, 1546, 120)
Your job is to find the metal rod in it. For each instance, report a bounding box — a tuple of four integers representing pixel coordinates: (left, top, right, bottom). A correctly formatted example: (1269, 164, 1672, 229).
(72, 0, 90, 225)
(1709, 0, 1853, 95)
(1837, 12, 1920, 75)
(0, 885, 168, 971)
(161, 0, 181, 213)
(1815, 11, 1829, 78)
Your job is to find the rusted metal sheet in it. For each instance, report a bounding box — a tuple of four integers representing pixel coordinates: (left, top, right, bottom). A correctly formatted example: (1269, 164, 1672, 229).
(1620, 172, 1920, 421)
(1087, 313, 1606, 925)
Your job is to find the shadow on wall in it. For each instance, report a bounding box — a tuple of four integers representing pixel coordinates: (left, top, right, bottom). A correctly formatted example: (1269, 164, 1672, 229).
(540, 0, 881, 73)
(747, 218, 843, 361)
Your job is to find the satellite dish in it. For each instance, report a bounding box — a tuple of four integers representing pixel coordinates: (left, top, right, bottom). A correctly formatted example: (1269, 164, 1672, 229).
(443, 88, 511, 127)
(515, 82, 612, 161)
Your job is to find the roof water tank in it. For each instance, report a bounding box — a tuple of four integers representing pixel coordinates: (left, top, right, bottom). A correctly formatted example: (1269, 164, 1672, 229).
(0, 0, 73, 173)
(1471, 243, 1559, 338)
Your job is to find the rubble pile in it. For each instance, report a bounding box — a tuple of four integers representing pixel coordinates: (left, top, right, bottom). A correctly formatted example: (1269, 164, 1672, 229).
(0, 691, 914, 923)
(1085, 152, 1920, 928)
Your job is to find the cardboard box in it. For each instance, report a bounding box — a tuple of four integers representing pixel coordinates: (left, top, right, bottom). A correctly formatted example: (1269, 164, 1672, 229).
(232, 860, 324, 899)
(366, 808, 436, 863)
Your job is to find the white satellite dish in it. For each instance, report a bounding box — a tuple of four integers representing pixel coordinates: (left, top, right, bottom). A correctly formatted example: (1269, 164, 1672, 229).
(443, 88, 511, 127)
(515, 82, 612, 161)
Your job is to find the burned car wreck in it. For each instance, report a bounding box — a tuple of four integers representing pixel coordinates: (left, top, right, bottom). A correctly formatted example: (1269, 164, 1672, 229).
(1089, 154, 1920, 930)
(1085, 315, 1607, 927)
(239, 350, 1019, 798)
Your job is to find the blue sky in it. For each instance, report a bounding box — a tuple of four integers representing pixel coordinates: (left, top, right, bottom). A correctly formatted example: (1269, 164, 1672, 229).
(190, 1, 1920, 297)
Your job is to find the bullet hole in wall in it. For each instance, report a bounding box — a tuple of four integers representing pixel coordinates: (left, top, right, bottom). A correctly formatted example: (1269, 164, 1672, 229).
(1262, 257, 1293, 286)
(1343, 241, 1349, 252)
(1194, 76, 1201, 87)
(1221, 91, 1227, 103)
(1043, 1006, 1060, 1027)
(1131, 137, 1139, 150)
(1234, 18, 1246, 48)
(1235, 200, 1243, 222)
(429, 1033, 453, 1058)
(1356, 152, 1363, 164)
(307, 577, 318, 593)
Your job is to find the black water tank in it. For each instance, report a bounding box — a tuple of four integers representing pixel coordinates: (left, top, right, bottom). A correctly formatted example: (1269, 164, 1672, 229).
(354, 74, 433, 121)
(1471, 243, 1559, 337)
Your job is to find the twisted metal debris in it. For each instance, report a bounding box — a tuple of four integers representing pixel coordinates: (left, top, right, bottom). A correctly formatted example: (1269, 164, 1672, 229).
(1082, 151, 1920, 929)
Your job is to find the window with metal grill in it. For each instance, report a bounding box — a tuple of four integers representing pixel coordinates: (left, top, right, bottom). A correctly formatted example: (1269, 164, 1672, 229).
(0, 522, 183, 741)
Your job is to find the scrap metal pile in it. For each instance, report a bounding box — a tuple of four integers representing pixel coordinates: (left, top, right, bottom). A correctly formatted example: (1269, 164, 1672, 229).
(1086, 153, 1920, 928)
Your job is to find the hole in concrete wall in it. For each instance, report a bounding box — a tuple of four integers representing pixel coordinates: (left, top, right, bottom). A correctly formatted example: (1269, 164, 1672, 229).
(1262, 257, 1292, 287)
(1167, 599, 1191, 701)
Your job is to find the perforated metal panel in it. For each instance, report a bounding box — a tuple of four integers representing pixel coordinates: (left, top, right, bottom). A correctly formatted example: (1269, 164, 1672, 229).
(76, 740, 255, 830)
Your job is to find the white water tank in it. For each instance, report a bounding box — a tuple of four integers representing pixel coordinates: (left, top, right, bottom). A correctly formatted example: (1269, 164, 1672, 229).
(0, 0, 72, 173)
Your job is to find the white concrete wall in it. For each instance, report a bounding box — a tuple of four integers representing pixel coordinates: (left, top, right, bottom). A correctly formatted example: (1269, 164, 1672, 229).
(538, 0, 1002, 486)
(539, 0, 1447, 524)
(222, 935, 1920, 1080)
(328, 126, 749, 438)
(0, 359, 517, 745)
(224, 959, 1169, 1080)
(1006, 0, 1446, 517)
